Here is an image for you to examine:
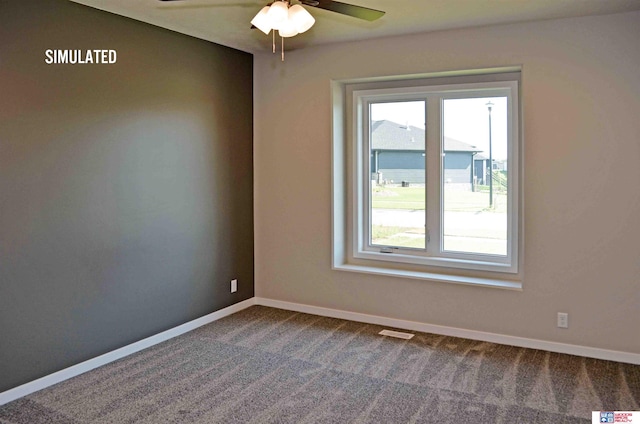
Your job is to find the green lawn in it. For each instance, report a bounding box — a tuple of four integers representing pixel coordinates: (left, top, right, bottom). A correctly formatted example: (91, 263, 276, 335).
(372, 186, 506, 213)
(371, 186, 507, 253)
(372, 225, 426, 249)
(371, 187, 425, 210)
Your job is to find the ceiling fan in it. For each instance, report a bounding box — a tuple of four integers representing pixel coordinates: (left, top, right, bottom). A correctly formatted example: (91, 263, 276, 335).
(158, 0, 384, 22)
(158, 0, 385, 60)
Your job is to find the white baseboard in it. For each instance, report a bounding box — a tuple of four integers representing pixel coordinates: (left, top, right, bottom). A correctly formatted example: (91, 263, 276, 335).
(3, 295, 638, 407)
(0, 298, 256, 407)
(255, 297, 640, 365)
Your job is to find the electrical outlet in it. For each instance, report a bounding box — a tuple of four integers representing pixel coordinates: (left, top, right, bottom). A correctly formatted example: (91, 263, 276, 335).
(557, 312, 569, 329)
(231, 279, 238, 293)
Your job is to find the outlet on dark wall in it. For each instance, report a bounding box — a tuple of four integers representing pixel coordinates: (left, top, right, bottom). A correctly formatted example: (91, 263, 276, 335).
(0, 0, 254, 392)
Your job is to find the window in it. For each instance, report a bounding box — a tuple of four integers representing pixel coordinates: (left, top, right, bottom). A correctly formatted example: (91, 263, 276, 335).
(332, 70, 522, 287)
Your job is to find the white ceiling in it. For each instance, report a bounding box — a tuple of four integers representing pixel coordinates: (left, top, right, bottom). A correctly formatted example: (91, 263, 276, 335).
(69, 0, 640, 54)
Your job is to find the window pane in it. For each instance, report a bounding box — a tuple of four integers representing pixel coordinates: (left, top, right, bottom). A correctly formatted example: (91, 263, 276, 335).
(442, 97, 508, 256)
(369, 101, 426, 249)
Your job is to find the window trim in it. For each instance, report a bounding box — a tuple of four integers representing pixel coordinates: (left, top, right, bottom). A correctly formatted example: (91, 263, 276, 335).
(332, 68, 523, 289)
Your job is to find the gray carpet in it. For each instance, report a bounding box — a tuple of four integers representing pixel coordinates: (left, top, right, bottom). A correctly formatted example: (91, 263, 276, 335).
(0, 306, 638, 423)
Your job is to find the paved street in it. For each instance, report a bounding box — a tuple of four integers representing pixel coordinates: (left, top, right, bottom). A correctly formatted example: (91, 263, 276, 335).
(372, 208, 507, 255)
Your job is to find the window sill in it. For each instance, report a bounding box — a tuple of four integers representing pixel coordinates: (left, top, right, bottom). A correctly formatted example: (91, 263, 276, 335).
(333, 262, 523, 291)
(355, 250, 517, 274)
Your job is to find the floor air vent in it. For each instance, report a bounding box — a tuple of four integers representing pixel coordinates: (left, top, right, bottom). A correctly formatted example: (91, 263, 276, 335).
(378, 329, 414, 340)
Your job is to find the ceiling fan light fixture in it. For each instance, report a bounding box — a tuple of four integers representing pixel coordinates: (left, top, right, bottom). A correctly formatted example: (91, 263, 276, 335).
(278, 16, 299, 38)
(250, 0, 325, 61)
(266, 0, 289, 30)
(250, 6, 273, 35)
(288, 4, 315, 34)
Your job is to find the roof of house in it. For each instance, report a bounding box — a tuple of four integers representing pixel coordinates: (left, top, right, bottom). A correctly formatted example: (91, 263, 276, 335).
(371, 120, 482, 153)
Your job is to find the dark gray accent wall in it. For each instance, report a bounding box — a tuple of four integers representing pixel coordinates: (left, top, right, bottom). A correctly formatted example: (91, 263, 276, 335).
(0, 0, 253, 392)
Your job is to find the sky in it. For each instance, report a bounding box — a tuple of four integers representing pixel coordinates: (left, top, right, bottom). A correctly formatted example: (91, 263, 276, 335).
(370, 97, 508, 160)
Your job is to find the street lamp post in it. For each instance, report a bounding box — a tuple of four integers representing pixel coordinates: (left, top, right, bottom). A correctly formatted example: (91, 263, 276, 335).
(486, 101, 494, 208)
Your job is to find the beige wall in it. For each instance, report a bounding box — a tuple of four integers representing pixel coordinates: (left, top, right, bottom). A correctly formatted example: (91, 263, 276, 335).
(254, 11, 640, 354)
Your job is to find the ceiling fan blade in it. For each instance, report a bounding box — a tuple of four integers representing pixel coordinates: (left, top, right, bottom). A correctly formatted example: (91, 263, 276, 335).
(158, 0, 385, 22)
(303, 0, 385, 21)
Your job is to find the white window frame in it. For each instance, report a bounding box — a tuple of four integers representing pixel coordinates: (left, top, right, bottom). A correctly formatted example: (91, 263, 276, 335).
(332, 69, 523, 288)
